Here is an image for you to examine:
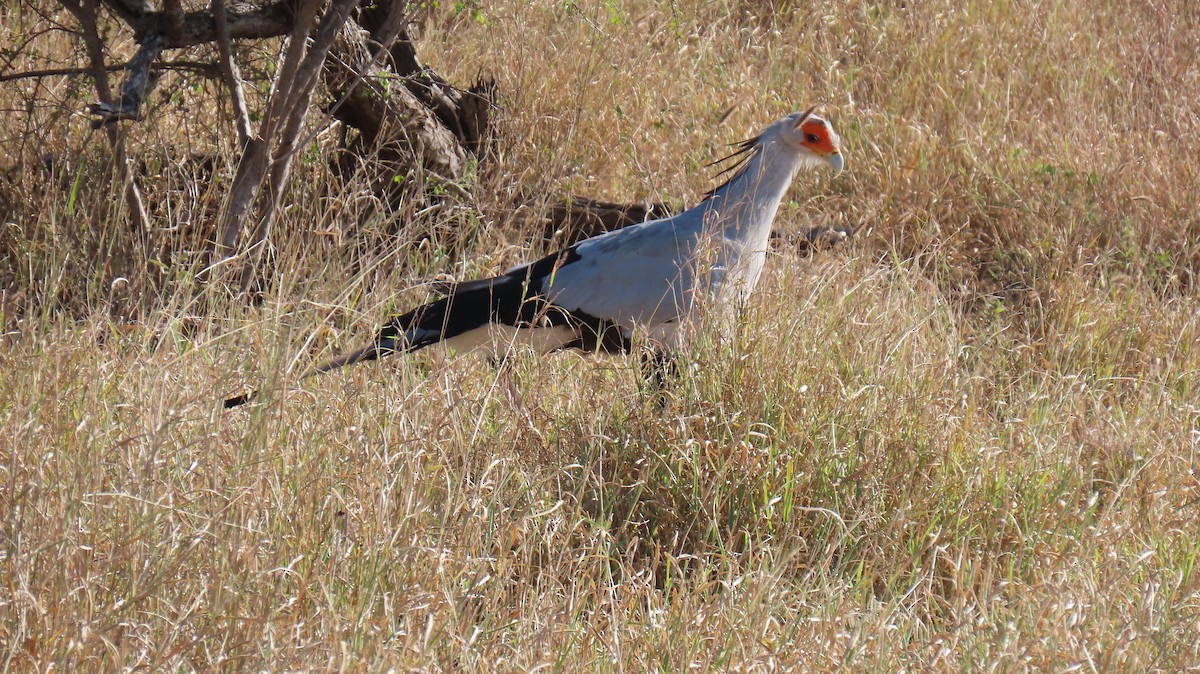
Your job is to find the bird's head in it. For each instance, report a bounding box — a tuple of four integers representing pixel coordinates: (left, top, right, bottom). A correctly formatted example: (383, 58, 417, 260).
(702, 105, 845, 200)
(780, 106, 844, 174)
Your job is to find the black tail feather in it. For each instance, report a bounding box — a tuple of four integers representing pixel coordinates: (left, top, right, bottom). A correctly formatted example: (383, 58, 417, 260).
(300, 341, 391, 378)
(222, 247, 614, 409)
(222, 279, 513, 410)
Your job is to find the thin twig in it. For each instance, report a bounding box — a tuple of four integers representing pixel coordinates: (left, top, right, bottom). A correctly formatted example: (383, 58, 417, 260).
(0, 61, 221, 83)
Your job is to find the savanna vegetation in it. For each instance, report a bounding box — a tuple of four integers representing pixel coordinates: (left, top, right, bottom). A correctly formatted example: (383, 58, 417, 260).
(2, 0, 1199, 670)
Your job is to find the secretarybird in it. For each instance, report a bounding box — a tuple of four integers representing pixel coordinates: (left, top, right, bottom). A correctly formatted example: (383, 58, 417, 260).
(224, 107, 843, 408)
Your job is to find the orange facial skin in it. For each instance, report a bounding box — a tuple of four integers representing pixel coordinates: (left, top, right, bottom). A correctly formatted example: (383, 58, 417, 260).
(798, 118, 841, 157)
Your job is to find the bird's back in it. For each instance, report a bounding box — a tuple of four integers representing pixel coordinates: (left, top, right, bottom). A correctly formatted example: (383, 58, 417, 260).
(539, 209, 707, 330)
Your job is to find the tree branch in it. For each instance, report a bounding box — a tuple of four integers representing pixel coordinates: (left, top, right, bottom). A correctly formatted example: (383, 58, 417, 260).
(211, 0, 252, 145)
(325, 39, 469, 186)
(59, 0, 114, 100)
(259, 0, 320, 138)
(105, 0, 298, 48)
(97, 0, 150, 25)
(240, 0, 357, 294)
(213, 0, 323, 261)
(357, 7, 493, 155)
(162, 0, 185, 43)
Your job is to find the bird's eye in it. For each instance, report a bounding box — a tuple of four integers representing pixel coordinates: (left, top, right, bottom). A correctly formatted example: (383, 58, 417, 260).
(805, 133, 821, 143)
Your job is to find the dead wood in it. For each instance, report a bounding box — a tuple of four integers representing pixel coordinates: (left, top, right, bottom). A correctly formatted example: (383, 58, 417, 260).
(539, 196, 672, 247)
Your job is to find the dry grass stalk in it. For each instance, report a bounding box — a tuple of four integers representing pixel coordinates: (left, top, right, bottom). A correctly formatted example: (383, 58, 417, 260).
(1, 0, 1198, 670)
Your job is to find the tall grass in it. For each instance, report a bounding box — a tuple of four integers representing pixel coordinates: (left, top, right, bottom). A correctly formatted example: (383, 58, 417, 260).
(2, 0, 1199, 670)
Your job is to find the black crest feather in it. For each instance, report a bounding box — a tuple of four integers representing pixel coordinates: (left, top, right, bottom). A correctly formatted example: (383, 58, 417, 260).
(700, 105, 816, 201)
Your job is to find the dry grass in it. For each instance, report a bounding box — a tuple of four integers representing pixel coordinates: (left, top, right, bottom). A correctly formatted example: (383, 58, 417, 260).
(2, 0, 1200, 670)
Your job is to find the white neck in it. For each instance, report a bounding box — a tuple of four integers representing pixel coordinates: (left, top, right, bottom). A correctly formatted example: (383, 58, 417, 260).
(673, 136, 806, 304)
(692, 138, 801, 249)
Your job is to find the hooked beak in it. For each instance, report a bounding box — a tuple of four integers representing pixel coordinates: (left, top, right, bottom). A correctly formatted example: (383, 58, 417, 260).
(825, 151, 845, 175)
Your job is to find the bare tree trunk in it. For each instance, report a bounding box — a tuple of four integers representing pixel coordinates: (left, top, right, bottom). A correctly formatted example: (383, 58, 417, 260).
(214, 137, 269, 256)
(237, 0, 357, 294)
(207, 0, 317, 264)
(209, 0, 337, 289)
(211, 0, 252, 146)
